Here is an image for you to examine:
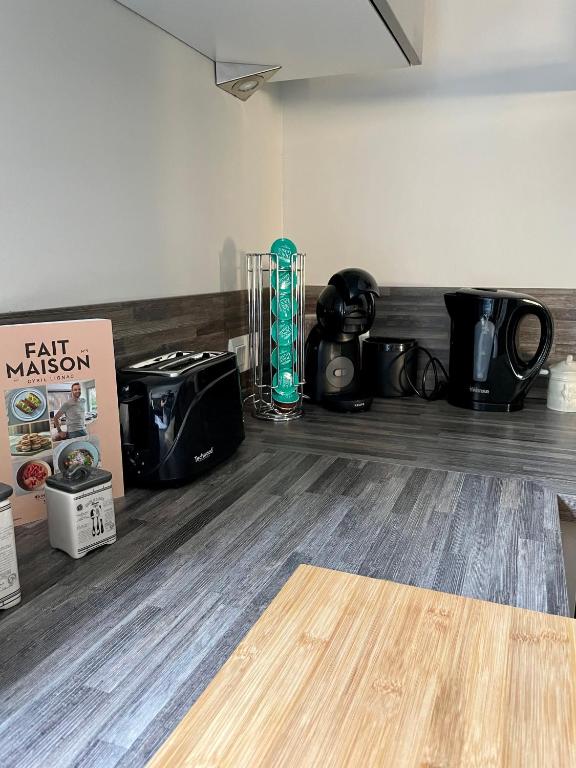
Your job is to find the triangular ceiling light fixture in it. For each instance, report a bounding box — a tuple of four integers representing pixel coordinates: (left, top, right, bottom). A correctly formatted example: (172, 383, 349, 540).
(215, 62, 281, 101)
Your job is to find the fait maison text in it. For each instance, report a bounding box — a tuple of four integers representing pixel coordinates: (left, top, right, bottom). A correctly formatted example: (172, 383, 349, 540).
(6, 339, 91, 379)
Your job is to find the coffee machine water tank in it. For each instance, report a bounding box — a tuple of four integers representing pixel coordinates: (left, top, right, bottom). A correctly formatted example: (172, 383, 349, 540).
(444, 288, 554, 412)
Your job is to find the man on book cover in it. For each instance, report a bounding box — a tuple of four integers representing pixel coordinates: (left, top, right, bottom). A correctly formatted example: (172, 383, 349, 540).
(53, 382, 87, 439)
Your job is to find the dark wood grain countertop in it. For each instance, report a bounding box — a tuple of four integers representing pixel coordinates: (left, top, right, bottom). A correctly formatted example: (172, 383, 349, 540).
(245, 395, 576, 494)
(0, 396, 572, 767)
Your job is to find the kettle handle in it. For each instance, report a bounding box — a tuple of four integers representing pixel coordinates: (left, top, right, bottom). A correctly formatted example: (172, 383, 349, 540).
(506, 300, 554, 380)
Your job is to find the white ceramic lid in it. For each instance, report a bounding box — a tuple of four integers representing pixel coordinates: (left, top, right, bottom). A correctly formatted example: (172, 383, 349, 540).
(549, 355, 576, 381)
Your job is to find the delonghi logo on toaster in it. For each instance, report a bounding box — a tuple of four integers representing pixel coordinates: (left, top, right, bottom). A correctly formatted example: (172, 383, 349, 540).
(194, 447, 214, 463)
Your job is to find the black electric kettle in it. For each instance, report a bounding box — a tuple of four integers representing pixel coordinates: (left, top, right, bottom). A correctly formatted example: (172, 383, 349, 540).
(444, 288, 554, 412)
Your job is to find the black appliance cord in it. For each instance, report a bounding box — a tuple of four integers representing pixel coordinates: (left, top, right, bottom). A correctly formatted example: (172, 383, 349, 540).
(392, 346, 449, 401)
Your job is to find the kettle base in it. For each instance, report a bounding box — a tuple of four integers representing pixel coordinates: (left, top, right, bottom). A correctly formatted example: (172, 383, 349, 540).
(448, 397, 524, 413)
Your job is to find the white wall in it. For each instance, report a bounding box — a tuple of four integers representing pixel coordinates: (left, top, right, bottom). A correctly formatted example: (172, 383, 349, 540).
(280, 0, 576, 288)
(3, 0, 575, 310)
(0, 0, 282, 312)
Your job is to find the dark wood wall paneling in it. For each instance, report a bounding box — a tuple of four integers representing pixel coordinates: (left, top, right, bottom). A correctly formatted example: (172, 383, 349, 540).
(1, 287, 572, 382)
(307, 286, 575, 366)
(0, 292, 249, 369)
(306, 286, 575, 397)
(375, 287, 574, 368)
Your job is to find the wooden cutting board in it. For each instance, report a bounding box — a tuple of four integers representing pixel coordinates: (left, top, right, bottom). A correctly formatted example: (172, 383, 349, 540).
(147, 565, 576, 767)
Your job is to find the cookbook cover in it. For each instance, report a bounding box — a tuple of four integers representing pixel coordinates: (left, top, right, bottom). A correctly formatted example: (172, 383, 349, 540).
(0, 319, 124, 525)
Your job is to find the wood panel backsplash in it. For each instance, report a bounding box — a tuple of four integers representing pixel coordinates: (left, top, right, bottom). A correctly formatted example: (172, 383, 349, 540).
(0, 291, 249, 369)
(306, 286, 576, 397)
(1, 286, 573, 380)
(307, 286, 575, 366)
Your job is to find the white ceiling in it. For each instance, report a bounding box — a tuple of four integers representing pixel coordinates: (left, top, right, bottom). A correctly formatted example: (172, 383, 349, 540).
(116, 0, 409, 81)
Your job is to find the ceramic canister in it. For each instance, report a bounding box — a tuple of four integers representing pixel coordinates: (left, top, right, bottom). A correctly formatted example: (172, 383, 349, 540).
(547, 355, 576, 412)
(45, 467, 116, 559)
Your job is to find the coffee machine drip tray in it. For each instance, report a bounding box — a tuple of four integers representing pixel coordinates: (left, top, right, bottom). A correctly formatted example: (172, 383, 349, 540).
(321, 393, 373, 413)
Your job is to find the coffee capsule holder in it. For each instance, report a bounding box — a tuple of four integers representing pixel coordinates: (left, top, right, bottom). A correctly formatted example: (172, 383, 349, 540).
(246, 251, 306, 421)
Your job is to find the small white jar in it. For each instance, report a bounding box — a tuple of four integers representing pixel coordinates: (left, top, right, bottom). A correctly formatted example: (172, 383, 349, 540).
(547, 355, 576, 412)
(45, 467, 116, 559)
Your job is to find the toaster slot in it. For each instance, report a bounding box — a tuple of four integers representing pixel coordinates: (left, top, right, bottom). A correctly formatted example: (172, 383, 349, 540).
(125, 351, 225, 376)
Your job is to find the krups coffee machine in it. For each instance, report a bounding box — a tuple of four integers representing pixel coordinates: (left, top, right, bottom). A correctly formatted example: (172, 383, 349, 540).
(304, 268, 379, 412)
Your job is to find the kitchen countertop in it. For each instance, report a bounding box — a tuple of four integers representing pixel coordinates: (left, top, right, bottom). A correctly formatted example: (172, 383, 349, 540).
(0, 397, 572, 767)
(149, 565, 576, 768)
(245, 396, 576, 495)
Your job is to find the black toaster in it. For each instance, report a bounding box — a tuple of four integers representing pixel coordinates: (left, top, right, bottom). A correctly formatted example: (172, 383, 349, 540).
(117, 351, 244, 485)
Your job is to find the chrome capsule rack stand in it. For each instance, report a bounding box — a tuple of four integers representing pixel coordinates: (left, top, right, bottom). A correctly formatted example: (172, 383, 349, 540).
(246, 251, 306, 421)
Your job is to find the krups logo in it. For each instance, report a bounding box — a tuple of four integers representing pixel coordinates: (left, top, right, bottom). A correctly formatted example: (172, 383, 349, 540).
(194, 447, 214, 463)
(470, 386, 489, 394)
